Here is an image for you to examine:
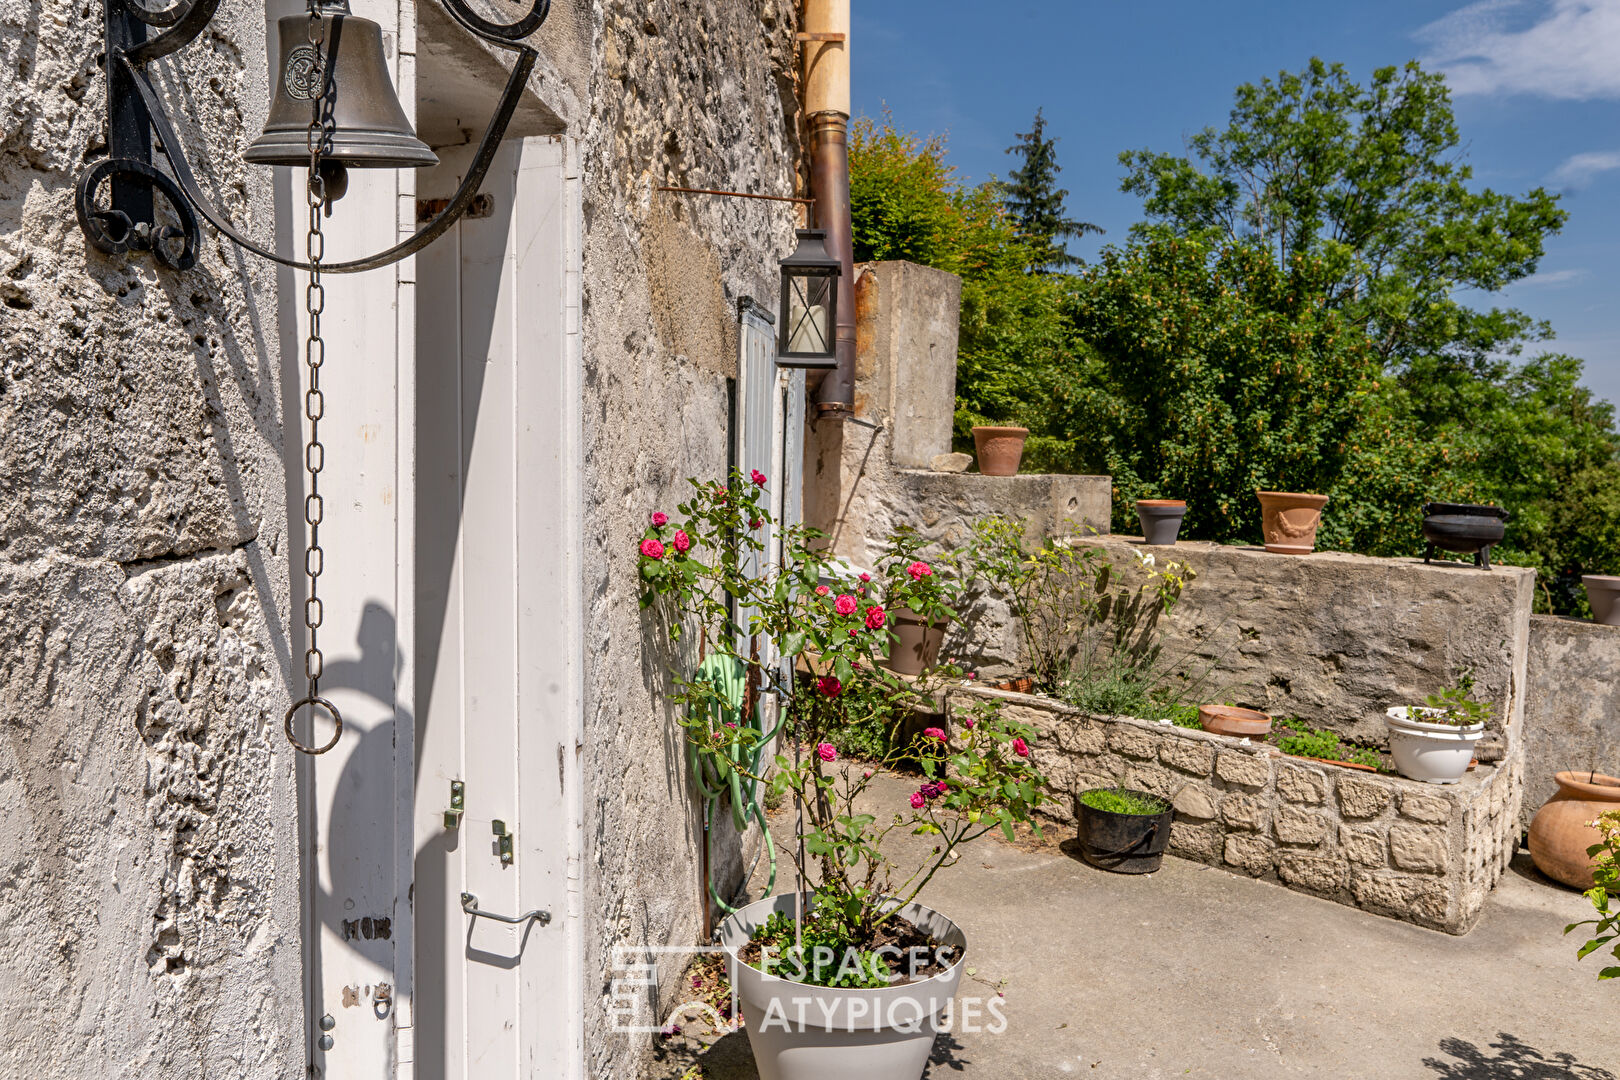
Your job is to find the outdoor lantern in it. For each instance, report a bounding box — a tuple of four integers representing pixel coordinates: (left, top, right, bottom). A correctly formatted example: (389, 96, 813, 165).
(776, 228, 841, 368)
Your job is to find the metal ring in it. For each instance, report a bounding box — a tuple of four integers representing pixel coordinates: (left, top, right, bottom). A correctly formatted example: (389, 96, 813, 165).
(284, 694, 343, 755)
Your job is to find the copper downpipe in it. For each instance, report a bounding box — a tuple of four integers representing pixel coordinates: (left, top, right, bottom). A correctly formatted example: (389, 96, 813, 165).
(808, 112, 854, 415)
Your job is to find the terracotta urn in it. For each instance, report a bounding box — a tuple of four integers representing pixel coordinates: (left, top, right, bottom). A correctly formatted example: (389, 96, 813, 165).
(972, 426, 1029, 476)
(1584, 575, 1620, 625)
(1256, 491, 1329, 554)
(1528, 771, 1620, 889)
(1198, 704, 1271, 738)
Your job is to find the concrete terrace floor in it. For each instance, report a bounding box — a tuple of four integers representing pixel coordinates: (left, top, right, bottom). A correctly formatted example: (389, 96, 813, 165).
(647, 772, 1618, 1080)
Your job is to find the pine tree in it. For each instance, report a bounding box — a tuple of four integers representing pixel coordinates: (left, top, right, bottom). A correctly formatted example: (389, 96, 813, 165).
(1004, 108, 1102, 272)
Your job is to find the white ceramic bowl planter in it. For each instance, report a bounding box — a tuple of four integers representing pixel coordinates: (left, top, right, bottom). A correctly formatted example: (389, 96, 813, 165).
(1384, 706, 1485, 784)
(719, 893, 968, 1080)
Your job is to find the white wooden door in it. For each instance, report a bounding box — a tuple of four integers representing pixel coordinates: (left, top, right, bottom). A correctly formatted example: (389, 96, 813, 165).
(412, 135, 583, 1080)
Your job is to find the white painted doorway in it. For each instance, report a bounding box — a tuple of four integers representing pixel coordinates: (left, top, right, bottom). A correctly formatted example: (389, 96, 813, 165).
(411, 135, 583, 1080)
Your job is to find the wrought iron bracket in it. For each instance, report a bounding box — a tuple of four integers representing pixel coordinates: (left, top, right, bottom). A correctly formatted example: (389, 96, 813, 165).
(461, 892, 551, 927)
(78, 0, 551, 273)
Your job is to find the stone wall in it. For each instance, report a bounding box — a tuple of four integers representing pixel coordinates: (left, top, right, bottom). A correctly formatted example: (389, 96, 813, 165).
(950, 686, 1523, 934)
(0, 0, 302, 1075)
(578, 3, 801, 1077)
(1074, 536, 1536, 750)
(1520, 614, 1620, 828)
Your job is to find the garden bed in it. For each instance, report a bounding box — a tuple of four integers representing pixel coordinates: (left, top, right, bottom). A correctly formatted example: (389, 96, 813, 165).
(945, 684, 1524, 934)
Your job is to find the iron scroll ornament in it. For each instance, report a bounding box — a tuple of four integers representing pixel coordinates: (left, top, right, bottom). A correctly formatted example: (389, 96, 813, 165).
(77, 0, 552, 274)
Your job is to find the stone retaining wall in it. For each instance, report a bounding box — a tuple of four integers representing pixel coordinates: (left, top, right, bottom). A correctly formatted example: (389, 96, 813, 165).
(948, 685, 1523, 935)
(1520, 614, 1620, 829)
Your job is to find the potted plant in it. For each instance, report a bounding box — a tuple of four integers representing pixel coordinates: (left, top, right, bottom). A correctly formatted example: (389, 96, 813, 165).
(1584, 575, 1620, 625)
(1198, 704, 1271, 738)
(1135, 499, 1187, 546)
(971, 425, 1029, 476)
(876, 529, 964, 677)
(1075, 786, 1173, 874)
(1384, 672, 1492, 785)
(1420, 502, 1510, 569)
(1530, 771, 1620, 889)
(1255, 491, 1329, 554)
(640, 473, 1049, 1080)
(1274, 718, 1382, 772)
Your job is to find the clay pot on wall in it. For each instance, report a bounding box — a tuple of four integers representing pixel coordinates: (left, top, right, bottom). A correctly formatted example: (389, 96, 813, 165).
(972, 426, 1029, 476)
(1198, 704, 1271, 738)
(1583, 575, 1620, 625)
(1136, 500, 1187, 545)
(1256, 491, 1329, 554)
(1528, 771, 1620, 889)
(883, 606, 949, 676)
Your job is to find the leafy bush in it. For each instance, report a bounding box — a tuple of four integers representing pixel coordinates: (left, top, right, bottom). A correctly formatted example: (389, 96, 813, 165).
(1564, 808, 1620, 981)
(1274, 718, 1383, 770)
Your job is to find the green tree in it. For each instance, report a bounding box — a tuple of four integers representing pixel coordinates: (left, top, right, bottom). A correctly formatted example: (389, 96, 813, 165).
(1004, 108, 1102, 273)
(1118, 59, 1566, 367)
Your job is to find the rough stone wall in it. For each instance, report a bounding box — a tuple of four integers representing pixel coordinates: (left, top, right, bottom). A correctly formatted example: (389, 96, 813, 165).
(1520, 614, 1620, 828)
(0, 1, 301, 1076)
(576, 2, 800, 1077)
(951, 686, 1523, 934)
(1074, 537, 1536, 749)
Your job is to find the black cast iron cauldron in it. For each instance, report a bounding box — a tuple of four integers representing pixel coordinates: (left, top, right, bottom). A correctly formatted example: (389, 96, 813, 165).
(1421, 502, 1510, 569)
(1076, 790, 1174, 874)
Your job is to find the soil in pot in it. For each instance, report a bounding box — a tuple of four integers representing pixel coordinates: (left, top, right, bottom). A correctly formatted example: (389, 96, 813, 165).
(1076, 788, 1173, 874)
(1136, 499, 1187, 545)
(882, 607, 949, 677)
(1421, 502, 1509, 569)
(1528, 771, 1620, 889)
(1584, 575, 1620, 626)
(1198, 704, 1271, 738)
(1256, 491, 1329, 554)
(972, 425, 1029, 477)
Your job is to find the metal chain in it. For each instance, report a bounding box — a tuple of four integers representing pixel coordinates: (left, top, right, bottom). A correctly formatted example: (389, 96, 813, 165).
(285, 0, 342, 756)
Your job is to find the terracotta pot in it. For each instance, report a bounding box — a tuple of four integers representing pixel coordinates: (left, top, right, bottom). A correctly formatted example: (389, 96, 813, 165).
(1291, 754, 1379, 773)
(1528, 771, 1620, 889)
(1256, 491, 1329, 554)
(972, 426, 1029, 476)
(1583, 575, 1620, 625)
(1198, 704, 1271, 738)
(1135, 500, 1187, 546)
(882, 606, 948, 676)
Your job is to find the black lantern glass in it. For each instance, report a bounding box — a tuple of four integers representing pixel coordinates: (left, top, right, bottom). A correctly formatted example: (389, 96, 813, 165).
(776, 229, 841, 368)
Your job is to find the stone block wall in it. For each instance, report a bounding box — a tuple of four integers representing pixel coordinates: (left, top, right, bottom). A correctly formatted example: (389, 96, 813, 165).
(1519, 614, 1620, 828)
(948, 686, 1523, 934)
(1073, 537, 1537, 749)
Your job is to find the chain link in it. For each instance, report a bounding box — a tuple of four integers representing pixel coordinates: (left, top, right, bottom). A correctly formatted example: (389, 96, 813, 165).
(285, 0, 342, 756)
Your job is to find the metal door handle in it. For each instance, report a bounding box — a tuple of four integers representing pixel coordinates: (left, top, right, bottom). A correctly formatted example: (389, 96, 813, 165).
(461, 892, 551, 927)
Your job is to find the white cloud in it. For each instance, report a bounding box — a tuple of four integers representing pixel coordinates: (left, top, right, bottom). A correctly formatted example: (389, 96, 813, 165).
(1515, 267, 1587, 286)
(1549, 150, 1620, 188)
(1417, 0, 1620, 99)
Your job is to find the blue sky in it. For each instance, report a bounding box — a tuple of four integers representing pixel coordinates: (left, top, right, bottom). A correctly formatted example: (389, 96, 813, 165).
(852, 0, 1620, 405)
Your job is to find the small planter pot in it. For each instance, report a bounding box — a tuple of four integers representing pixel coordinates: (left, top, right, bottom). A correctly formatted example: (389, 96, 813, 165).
(1256, 491, 1329, 554)
(1583, 575, 1620, 625)
(1528, 771, 1620, 890)
(1135, 499, 1187, 545)
(882, 607, 949, 676)
(1421, 502, 1509, 569)
(1287, 753, 1380, 774)
(992, 675, 1034, 694)
(971, 425, 1029, 476)
(1384, 706, 1486, 785)
(1198, 704, 1271, 738)
(719, 893, 967, 1080)
(1076, 789, 1174, 874)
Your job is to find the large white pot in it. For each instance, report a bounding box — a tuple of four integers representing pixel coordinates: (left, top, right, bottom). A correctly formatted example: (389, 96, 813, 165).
(719, 893, 967, 1080)
(1384, 706, 1485, 785)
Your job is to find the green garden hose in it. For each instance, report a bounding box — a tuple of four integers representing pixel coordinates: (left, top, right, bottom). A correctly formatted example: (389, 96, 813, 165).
(691, 654, 782, 914)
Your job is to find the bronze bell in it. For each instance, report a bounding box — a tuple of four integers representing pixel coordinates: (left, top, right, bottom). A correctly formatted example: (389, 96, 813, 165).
(245, 0, 437, 171)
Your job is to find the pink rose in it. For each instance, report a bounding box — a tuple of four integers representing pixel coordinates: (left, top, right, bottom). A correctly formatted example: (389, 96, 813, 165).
(907, 561, 932, 580)
(963, 718, 975, 730)
(937, 779, 949, 793)
(967, 671, 977, 680)
(750, 518, 762, 529)
(923, 727, 946, 742)
(815, 584, 830, 596)
(857, 586, 866, 595)
(835, 595, 857, 616)
(862, 769, 873, 779)
(909, 791, 926, 810)
(750, 469, 768, 487)
(817, 676, 842, 698)
(864, 606, 886, 630)
(651, 512, 668, 527)
(673, 530, 691, 553)
(640, 538, 665, 560)
(1012, 737, 1029, 757)
(817, 742, 837, 762)
(848, 628, 858, 637)
(859, 572, 871, 582)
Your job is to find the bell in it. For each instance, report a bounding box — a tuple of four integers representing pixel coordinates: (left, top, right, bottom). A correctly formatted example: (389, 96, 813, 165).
(245, 0, 437, 170)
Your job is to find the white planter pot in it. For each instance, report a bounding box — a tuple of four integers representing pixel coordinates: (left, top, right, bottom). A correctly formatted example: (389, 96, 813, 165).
(1384, 706, 1485, 785)
(718, 893, 967, 1080)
